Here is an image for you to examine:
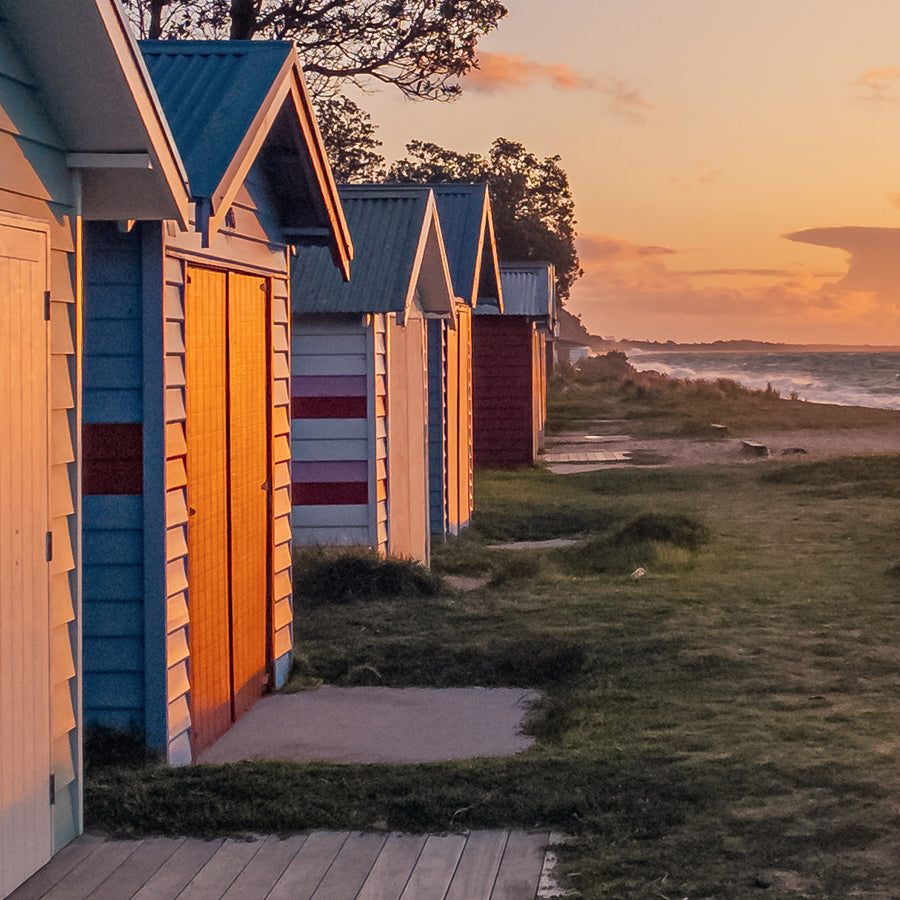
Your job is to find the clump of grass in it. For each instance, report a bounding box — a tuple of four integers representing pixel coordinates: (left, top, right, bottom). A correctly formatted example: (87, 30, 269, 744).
(611, 512, 710, 550)
(555, 512, 710, 576)
(84, 725, 161, 775)
(487, 552, 551, 586)
(293, 550, 442, 606)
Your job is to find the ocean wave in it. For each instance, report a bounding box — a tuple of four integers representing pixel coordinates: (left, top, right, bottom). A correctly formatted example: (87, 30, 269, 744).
(627, 351, 900, 410)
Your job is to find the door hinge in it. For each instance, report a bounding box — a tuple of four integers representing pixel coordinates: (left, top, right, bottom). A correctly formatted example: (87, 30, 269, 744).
(44, 291, 51, 321)
(46, 531, 53, 562)
(49, 773, 56, 806)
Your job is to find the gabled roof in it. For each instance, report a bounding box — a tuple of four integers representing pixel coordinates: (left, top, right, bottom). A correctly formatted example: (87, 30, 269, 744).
(477, 262, 557, 325)
(428, 184, 503, 310)
(0, 0, 190, 223)
(292, 185, 454, 317)
(140, 40, 352, 276)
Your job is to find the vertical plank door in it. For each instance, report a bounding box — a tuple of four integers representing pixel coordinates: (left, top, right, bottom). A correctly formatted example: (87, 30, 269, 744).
(184, 266, 232, 755)
(226, 273, 269, 720)
(0, 218, 52, 897)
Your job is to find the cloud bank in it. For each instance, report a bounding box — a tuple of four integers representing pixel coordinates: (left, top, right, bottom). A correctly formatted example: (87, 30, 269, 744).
(569, 230, 900, 344)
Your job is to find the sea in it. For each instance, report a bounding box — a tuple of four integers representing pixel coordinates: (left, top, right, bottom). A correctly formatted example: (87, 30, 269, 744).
(625, 350, 900, 411)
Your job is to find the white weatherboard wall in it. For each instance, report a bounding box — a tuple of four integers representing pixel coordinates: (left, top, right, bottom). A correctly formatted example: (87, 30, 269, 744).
(0, 23, 81, 896)
(291, 315, 388, 552)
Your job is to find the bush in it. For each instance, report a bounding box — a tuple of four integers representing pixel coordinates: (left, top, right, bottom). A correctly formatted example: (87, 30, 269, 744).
(294, 550, 443, 605)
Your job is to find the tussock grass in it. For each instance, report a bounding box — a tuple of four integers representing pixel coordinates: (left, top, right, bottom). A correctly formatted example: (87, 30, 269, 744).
(293, 548, 442, 606)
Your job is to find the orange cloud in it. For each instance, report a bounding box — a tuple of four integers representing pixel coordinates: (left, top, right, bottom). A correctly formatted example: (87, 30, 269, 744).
(467, 51, 595, 91)
(568, 231, 900, 344)
(466, 53, 655, 121)
(852, 66, 900, 102)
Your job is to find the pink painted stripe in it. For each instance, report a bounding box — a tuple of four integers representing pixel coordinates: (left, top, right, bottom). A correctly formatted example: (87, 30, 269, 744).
(292, 375, 367, 398)
(292, 460, 368, 482)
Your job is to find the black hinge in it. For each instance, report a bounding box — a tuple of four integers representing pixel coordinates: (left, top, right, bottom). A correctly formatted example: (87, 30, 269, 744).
(44, 291, 51, 321)
(49, 773, 56, 806)
(46, 531, 53, 562)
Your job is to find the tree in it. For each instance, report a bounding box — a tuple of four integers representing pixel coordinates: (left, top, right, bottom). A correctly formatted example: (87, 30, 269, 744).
(388, 138, 583, 303)
(123, 0, 508, 100)
(313, 96, 385, 183)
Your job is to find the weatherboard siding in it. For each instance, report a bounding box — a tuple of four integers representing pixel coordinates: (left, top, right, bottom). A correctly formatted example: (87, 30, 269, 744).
(472, 315, 538, 468)
(0, 27, 80, 871)
(427, 319, 449, 537)
(291, 316, 378, 549)
(82, 224, 148, 740)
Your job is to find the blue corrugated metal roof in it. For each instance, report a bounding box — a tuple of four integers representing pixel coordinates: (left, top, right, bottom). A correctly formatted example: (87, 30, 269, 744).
(477, 262, 556, 319)
(293, 185, 453, 315)
(430, 184, 488, 306)
(140, 41, 292, 202)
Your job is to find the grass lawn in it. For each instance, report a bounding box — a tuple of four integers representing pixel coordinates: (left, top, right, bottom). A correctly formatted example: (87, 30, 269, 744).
(86, 366, 900, 898)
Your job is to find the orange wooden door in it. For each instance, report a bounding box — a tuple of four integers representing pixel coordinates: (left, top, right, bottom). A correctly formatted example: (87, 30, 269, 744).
(227, 273, 269, 719)
(184, 266, 232, 755)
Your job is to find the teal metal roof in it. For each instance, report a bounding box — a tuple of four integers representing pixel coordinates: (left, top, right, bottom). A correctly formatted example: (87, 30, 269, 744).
(140, 41, 292, 202)
(429, 184, 502, 309)
(292, 185, 454, 315)
(477, 262, 557, 320)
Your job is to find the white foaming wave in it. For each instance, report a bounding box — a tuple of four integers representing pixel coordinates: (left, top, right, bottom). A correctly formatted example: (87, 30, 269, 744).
(627, 353, 900, 410)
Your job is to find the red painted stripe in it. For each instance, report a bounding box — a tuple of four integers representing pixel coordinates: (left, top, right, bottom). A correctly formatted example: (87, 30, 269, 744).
(83, 423, 143, 495)
(292, 481, 368, 505)
(291, 396, 367, 419)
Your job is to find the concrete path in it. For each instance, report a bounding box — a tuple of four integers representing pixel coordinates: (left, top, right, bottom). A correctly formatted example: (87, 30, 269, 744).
(198, 686, 539, 765)
(9, 830, 566, 900)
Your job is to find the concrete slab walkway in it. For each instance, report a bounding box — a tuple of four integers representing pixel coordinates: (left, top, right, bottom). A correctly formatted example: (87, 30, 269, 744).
(198, 686, 539, 765)
(9, 830, 565, 900)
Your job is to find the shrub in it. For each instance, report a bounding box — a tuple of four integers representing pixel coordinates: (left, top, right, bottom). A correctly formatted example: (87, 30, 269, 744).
(294, 550, 443, 605)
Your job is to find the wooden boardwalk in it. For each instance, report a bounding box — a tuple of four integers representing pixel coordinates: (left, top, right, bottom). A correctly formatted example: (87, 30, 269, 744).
(8, 830, 565, 900)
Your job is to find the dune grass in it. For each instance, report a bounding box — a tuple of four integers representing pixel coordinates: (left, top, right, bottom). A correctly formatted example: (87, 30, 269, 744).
(550, 350, 900, 437)
(84, 372, 900, 898)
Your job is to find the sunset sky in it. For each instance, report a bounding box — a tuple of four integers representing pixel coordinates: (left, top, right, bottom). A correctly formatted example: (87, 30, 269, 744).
(348, 0, 900, 344)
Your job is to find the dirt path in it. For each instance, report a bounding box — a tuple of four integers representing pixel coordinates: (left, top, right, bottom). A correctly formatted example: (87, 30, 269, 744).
(544, 426, 900, 471)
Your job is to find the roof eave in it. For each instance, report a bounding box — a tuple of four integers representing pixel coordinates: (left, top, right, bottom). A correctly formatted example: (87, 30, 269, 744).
(3, 0, 190, 225)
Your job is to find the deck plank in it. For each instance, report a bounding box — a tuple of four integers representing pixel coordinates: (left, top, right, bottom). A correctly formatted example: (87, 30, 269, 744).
(444, 831, 509, 900)
(220, 835, 308, 899)
(6, 834, 109, 900)
(490, 830, 549, 900)
(39, 840, 145, 900)
(398, 833, 467, 900)
(266, 832, 350, 900)
(176, 838, 263, 900)
(130, 839, 224, 900)
(309, 833, 388, 900)
(85, 838, 185, 900)
(355, 833, 427, 900)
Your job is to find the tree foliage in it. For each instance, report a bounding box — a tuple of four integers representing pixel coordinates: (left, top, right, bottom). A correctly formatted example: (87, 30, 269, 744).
(388, 138, 582, 303)
(314, 96, 385, 183)
(123, 0, 507, 100)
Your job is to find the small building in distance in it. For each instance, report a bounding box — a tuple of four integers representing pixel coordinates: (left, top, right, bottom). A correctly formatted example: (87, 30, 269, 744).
(0, 0, 190, 892)
(426, 184, 502, 538)
(472, 262, 557, 468)
(291, 185, 454, 563)
(80, 40, 351, 762)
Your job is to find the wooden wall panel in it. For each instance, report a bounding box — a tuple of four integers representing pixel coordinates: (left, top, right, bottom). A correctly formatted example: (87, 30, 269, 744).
(0, 218, 52, 897)
(184, 266, 232, 756)
(227, 272, 268, 717)
(472, 315, 537, 468)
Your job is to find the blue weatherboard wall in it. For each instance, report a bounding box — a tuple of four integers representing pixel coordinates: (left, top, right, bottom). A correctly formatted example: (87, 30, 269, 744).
(82, 222, 147, 730)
